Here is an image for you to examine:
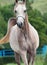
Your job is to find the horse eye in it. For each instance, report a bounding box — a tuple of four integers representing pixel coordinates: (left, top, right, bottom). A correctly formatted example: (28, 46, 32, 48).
(24, 10, 26, 13)
(15, 10, 17, 13)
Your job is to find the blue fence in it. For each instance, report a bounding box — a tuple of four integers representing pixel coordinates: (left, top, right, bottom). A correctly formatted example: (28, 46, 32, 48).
(0, 50, 14, 57)
(42, 45, 47, 55)
(0, 45, 47, 57)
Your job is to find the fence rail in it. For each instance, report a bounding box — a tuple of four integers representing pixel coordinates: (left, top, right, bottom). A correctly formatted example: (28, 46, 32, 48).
(0, 48, 47, 57)
(0, 50, 14, 57)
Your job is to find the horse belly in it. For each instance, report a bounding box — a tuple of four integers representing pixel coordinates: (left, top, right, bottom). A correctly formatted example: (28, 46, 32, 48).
(9, 25, 20, 52)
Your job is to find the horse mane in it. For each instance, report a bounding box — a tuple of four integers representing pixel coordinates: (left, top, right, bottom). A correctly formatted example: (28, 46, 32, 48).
(8, 17, 16, 31)
(24, 14, 29, 36)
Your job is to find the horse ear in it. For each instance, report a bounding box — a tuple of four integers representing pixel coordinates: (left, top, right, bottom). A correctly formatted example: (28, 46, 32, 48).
(23, 0, 26, 3)
(15, 0, 18, 3)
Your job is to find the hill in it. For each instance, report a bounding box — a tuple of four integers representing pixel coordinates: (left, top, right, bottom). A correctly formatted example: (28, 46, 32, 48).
(0, 0, 47, 14)
(32, 0, 47, 14)
(0, 0, 14, 6)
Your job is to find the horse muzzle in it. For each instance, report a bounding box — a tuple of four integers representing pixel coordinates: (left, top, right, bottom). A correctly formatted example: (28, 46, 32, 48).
(17, 22, 23, 28)
(16, 16, 25, 28)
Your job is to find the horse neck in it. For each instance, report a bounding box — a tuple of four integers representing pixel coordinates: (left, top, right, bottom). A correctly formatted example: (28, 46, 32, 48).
(25, 15, 29, 34)
(21, 15, 29, 37)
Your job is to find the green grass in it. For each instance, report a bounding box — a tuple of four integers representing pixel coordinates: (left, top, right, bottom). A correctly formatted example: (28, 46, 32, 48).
(6, 63, 24, 65)
(0, 55, 45, 65)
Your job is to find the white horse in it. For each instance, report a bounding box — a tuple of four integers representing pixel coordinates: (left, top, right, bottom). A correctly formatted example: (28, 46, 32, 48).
(0, 0, 39, 65)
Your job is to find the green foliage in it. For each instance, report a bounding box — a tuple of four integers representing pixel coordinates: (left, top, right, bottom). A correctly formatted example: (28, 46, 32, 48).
(0, 5, 14, 49)
(43, 13, 47, 24)
(0, 12, 7, 37)
(0, 5, 14, 21)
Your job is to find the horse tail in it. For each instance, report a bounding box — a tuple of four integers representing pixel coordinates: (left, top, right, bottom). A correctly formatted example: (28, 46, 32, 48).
(0, 17, 16, 44)
(0, 31, 10, 44)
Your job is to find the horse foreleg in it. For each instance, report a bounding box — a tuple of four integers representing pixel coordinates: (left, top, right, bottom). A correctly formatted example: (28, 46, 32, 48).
(29, 50, 36, 65)
(14, 52, 20, 65)
(27, 52, 31, 65)
(20, 50, 28, 65)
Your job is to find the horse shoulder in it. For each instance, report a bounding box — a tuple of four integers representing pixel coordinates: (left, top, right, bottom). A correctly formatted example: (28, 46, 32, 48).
(9, 25, 20, 52)
(29, 23, 39, 49)
(9, 25, 18, 43)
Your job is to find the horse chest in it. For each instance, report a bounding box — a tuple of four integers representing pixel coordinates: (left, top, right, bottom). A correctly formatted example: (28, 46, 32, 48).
(9, 25, 20, 52)
(18, 32, 30, 50)
(9, 23, 39, 52)
(9, 25, 30, 52)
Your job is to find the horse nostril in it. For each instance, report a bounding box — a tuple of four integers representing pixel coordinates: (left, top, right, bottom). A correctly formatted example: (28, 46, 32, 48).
(21, 22, 22, 26)
(17, 22, 23, 28)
